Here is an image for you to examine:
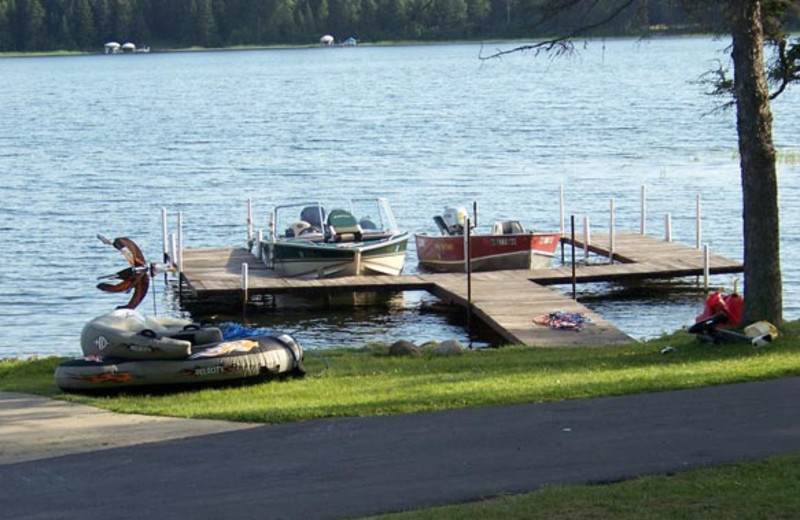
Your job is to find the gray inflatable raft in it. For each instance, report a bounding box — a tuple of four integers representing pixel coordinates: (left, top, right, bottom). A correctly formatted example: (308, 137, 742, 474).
(56, 310, 304, 393)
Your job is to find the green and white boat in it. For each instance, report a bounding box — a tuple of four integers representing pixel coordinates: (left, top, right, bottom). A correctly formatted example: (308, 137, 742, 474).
(262, 198, 409, 279)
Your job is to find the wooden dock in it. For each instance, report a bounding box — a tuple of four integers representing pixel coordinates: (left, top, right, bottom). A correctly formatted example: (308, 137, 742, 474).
(178, 233, 743, 348)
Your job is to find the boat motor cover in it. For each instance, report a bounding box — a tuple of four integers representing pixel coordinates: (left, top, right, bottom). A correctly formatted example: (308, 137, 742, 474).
(442, 207, 467, 235)
(80, 309, 223, 360)
(491, 220, 525, 235)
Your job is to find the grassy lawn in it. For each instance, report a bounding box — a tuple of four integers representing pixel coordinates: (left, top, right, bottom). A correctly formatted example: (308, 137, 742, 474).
(2, 321, 798, 422)
(369, 453, 800, 519)
(3, 321, 799, 519)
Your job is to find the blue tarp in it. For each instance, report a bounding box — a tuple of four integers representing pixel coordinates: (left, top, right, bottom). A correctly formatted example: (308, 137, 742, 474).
(218, 322, 273, 340)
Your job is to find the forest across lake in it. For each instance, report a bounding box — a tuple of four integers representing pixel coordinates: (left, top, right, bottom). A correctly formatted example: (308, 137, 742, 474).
(3, 0, 799, 54)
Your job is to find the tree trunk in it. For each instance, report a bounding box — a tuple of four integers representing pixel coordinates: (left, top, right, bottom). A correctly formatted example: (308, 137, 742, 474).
(730, 0, 783, 325)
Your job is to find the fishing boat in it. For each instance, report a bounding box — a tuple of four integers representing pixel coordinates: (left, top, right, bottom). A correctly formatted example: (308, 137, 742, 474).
(262, 198, 409, 279)
(415, 207, 561, 272)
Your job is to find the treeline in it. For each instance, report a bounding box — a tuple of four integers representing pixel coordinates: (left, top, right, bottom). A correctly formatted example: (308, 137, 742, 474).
(0, 0, 795, 53)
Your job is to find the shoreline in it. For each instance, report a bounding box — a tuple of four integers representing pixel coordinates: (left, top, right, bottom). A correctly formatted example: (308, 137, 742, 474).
(0, 33, 719, 59)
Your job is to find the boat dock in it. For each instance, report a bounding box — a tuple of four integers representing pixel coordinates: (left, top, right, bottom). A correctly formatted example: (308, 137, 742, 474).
(178, 233, 743, 347)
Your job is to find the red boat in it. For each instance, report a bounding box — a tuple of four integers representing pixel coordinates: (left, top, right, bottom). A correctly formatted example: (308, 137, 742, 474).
(415, 207, 561, 272)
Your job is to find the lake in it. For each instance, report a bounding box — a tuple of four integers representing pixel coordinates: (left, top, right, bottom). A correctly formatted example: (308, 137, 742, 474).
(2, 37, 798, 358)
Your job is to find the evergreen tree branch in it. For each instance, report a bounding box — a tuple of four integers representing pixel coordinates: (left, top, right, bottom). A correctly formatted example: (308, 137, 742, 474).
(478, 0, 639, 60)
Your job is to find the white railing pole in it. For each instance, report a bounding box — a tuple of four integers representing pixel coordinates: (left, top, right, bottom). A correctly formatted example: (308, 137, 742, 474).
(583, 216, 590, 263)
(696, 194, 702, 249)
(609, 198, 615, 263)
(169, 233, 177, 271)
(255, 229, 263, 261)
(665, 213, 672, 242)
(640, 184, 647, 235)
(241, 262, 249, 305)
(247, 197, 253, 249)
(161, 207, 169, 264)
(177, 211, 184, 273)
(559, 184, 565, 237)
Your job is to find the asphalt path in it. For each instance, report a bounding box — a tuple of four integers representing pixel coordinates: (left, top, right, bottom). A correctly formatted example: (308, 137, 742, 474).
(2, 377, 800, 520)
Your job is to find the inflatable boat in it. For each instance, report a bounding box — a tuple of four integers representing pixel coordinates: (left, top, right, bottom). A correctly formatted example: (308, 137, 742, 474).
(55, 309, 305, 393)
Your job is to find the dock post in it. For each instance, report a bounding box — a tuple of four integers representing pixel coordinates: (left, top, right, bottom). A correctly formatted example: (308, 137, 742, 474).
(640, 184, 647, 235)
(696, 195, 702, 249)
(571, 215, 577, 300)
(177, 211, 184, 274)
(161, 207, 169, 264)
(583, 216, 590, 264)
(170, 232, 180, 299)
(247, 198, 254, 251)
(465, 218, 473, 346)
(241, 262, 249, 315)
(169, 233, 177, 270)
(609, 198, 615, 263)
(703, 244, 710, 290)
(665, 213, 672, 242)
(559, 185, 565, 264)
(161, 207, 169, 283)
(255, 230, 263, 261)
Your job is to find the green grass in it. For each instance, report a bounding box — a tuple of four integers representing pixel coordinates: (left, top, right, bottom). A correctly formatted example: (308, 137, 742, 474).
(4, 322, 799, 519)
(3, 321, 799, 423)
(369, 453, 800, 519)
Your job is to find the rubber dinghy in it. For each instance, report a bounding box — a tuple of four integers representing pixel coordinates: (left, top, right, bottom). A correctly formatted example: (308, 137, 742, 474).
(55, 309, 305, 393)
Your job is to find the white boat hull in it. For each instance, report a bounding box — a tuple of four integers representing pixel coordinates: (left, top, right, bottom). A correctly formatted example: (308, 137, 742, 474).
(270, 233, 409, 279)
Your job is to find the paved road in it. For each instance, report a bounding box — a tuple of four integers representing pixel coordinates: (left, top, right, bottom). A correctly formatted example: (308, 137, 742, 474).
(2, 377, 800, 520)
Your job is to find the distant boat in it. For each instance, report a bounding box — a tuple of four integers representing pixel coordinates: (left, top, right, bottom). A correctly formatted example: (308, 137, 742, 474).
(104, 41, 121, 54)
(415, 206, 561, 272)
(103, 41, 150, 54)
(263, 198, 409, 278)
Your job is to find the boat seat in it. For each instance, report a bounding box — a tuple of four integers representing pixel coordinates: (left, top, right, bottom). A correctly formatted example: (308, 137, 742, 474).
(359, 217, 378, 230)
(492, 220, 525, 235)
(300, 205, 326, 229)
(285, 221, 312, 238)
(327, 209, 363, 242)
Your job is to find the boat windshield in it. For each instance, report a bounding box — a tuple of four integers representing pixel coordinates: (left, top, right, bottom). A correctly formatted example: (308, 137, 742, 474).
(270, 198, 400, 241)
(349, 198, 398, 232)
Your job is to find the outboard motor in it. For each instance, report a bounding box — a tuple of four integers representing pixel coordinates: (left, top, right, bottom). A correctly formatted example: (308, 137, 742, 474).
(441, 207, 468, 236)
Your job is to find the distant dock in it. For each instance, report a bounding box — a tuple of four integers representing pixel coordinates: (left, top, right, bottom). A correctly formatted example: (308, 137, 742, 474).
(178, 233, 742, 347)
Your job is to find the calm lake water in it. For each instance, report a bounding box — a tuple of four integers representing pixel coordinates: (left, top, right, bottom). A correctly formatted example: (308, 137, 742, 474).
(2, 37, 799, 358)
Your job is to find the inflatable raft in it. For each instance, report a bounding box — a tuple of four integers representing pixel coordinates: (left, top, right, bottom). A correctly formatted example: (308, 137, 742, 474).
(56, 310, 305, 393)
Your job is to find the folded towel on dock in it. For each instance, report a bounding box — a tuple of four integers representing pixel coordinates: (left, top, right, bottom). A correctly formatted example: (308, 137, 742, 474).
(533, 312, 591, 331)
